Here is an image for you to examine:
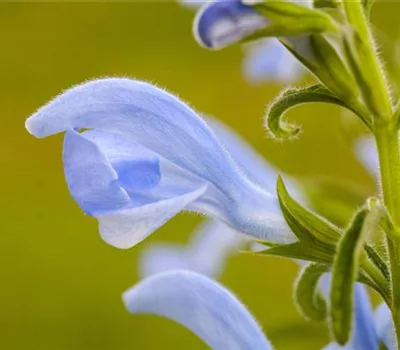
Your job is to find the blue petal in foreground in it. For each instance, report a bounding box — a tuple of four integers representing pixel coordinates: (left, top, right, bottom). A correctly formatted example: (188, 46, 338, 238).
(97, 186, 207, 249)
(123, 270, 273, 350)
(194, 0, 268, 49)
(206, 117, 277, 191)
(138, 220, 244, 278)
(26, 78, 297, 246)
(63, 130, 131, 215)
(25, 78, 249, 202)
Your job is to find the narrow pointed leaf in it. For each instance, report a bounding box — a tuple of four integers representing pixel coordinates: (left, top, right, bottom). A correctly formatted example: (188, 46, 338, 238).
(260, 242, 335, 264)
(309, 34, 359, 103)
(330, 207, 382, 344)
(277, 176, 341, 245)
(295, 263, 329, 321)
(265, 84, 356, 139)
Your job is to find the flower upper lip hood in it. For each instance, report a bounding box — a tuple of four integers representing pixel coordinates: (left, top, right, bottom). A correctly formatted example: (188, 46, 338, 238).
(25, 77, 296, 249)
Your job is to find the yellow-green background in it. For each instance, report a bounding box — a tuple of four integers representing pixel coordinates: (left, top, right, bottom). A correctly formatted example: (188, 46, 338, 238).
(1, 2, 398, 349)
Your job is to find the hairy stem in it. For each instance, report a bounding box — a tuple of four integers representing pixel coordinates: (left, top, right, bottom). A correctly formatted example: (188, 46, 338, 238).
(375, 126, 400, 346)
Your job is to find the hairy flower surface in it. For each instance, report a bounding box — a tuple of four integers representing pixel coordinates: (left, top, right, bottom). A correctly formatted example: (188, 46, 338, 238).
(26, 78, 295, 249)
(139, 117, 302, 278)
(124, 270, 274, 350)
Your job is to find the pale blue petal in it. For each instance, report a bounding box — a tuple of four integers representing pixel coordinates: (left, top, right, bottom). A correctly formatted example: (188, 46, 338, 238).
(97, 185, 207, 249)
(83, 130, 161, 193)
(207, 117, 305, 204)
(193, 0, 268, 49)
(26, 78, 247, 200)
(243, 38, 304, 84)
(375, 303, 397, 350)
(354, 136, 379, 179)
(63, 130, 131, 215)
(139, 220, 244, 278)
(206, 117, 277, 191)
(123, 270, 273, 350)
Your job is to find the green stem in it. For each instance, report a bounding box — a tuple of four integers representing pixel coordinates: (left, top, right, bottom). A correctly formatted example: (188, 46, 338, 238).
(375, 126, 400, 346)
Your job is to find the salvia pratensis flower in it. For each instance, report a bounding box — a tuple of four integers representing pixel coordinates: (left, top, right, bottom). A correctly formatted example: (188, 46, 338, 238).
(193, 0, 313, 50)
(25, 78, 295, 249)
(125, 269, 395, 350)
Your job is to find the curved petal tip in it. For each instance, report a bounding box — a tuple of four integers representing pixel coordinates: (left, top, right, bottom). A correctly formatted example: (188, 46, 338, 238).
(123, 269, 273, 349)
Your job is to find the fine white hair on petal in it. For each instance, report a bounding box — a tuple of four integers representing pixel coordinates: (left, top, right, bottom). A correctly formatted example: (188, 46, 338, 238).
(26, 77, 297, 247)
(123, 270, 274, 350)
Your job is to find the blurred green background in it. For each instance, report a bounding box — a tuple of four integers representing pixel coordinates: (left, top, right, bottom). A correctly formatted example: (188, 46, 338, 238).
(1, 2, 399, 349)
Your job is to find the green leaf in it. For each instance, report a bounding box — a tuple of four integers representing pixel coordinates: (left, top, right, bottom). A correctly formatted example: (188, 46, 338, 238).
(294, 263, 329, 321)
(265, 84, 358, 139)
(259, 176, 340, 263)
(310, 34, 359, 102)
(260, 242, 336, 264)
(277, 176, 341, 245)
(330, 207, 382, 344)
(251, 0, 339, 33)
(343, 27, 391, 121)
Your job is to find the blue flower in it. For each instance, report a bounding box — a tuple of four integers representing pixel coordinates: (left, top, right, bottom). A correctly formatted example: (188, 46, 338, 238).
(193, 0, 312, 50)
(182, 0, 304, 84)
(123, 269, 274, 350)
(25, 78, 295, 249)
(193, 0, 269, 49)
